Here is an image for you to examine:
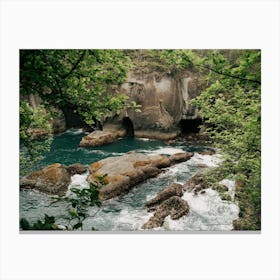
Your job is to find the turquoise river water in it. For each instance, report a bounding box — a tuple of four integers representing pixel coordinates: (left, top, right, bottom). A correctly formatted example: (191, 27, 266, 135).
(20, 129, 239, 231)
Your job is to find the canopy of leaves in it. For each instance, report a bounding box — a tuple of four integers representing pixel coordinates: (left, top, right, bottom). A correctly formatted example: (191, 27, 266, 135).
(20, 49, 133, 125)
(20, 49, 137, 171)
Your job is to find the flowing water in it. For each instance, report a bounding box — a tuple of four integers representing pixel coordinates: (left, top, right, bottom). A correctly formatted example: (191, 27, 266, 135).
(20, 129, 239, 231)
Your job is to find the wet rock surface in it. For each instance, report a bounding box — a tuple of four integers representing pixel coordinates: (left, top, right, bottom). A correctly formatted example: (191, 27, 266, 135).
(20, 163, 71, 196)
(20, 163, 87, 196)
(79, 129, 125, 147)
(145, 183, 184, 211)
(87, 152, 171, 200)
(183, 173, 208, 194)
(87, 152, 194, 201)
(142, 196, 190, 229)
(169, 152, 194, 164)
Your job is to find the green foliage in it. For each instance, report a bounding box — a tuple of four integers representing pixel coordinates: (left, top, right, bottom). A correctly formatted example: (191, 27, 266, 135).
(20, 100, 53, 175)
(189, 50, 261, 230)
(126, 49, 197, 75)
(20, 214, 57, 230)
(20, 50, 136, 172)
(20, 50, 132, 126)
(62, 180, 104, 230)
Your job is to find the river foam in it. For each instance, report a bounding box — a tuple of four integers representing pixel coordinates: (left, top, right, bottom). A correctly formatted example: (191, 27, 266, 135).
(20, 134, 239, 231)
(65, 128, 84, 135)
(187, 152, 223, 168)
(162, 189, 239, 231)
(145, 147, 186, 155)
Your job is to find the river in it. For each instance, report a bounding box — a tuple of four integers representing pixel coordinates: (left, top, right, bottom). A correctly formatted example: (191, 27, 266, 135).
(19, 129, 239, 231)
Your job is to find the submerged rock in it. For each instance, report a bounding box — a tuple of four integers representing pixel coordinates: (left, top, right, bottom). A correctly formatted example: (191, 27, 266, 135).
(145, 183, 183, 211)
(142, 196, 190, 229)
(20, 163, 87, 196)
(79, 129, 125, 147)
(20, 163, 71, 196)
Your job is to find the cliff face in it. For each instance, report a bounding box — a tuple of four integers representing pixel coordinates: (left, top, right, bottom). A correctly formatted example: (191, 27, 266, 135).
(105, 69, 200, 138)
(21, 94, 66, 135)
(23, 69, 201, 140)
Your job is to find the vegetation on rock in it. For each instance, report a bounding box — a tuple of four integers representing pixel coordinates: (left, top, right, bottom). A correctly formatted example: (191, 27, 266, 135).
(20, 50, 140, 173)
(190, 50, 261, 230)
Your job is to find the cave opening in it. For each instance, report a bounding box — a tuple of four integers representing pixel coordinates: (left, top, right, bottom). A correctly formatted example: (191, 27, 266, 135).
(122, 117, 134, 137)
(62, 106, 86, 129)
(179, 118, 203, 134)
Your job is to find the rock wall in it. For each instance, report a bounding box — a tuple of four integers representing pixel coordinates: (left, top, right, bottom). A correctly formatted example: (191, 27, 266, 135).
(23, 68, 201, 140)
(105, 70, 200, 138)
(21, 94, 66, 134)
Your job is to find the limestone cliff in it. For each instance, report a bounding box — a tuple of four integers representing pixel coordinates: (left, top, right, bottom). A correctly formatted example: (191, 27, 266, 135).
(104, 69, 200, 139)
(23, 68, 201, 140)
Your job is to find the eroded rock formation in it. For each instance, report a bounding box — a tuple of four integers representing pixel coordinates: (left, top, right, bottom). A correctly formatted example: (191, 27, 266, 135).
(101, 70, 200, 141)
(145, 182, 184, 212)
(183, 173, 208, 194)
(142, 196, 190, 229)
(87, 152, 194, 200)
(87, 152, 171, 200)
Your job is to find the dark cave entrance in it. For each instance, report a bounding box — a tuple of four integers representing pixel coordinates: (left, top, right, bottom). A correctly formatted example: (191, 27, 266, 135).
(62, 106, 86, 128)
(122, 117, 135, 137)
(179, 118, 202, 134)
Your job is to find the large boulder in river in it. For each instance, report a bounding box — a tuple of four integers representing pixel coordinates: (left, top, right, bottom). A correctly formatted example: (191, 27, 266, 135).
(142, 196, 190, 229)
(20, 163, 71, 196)
(145, 183, 184, 211)
(88, 151, 194, 200)
(80, 129, 125, 147)
(87, 152, 171, 200)
(20, 163, 87, 196)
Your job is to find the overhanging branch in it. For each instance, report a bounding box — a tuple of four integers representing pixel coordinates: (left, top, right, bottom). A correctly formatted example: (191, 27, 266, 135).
(62, 50, 86, 79)
(196, 64, 261, 85)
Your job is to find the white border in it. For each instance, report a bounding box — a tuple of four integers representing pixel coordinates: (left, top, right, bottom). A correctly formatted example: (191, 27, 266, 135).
(1, 1, 280, 279)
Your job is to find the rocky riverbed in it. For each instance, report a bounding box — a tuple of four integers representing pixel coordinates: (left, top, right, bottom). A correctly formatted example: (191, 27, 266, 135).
(20, 129, 239, 231)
